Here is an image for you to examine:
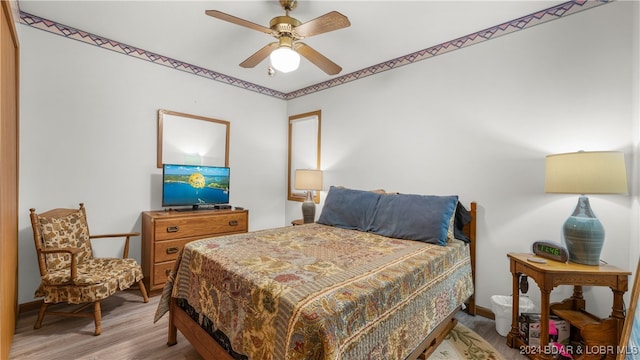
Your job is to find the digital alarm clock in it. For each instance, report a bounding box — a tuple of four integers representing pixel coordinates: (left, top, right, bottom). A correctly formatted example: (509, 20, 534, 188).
(532, 241, 568, 263)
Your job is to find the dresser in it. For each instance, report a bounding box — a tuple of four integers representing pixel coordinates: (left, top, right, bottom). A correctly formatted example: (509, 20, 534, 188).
(141, 209, 249, 294)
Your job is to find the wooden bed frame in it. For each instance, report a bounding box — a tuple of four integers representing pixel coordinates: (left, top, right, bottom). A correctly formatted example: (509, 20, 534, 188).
(167, 202, 477, 360)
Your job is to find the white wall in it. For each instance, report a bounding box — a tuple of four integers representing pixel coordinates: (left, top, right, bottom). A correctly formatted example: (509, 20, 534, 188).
(631, 0, 640, 305)
(18, 25, 288, 304)
(17, 1, 639, 317)
(287, 1, 639, 317)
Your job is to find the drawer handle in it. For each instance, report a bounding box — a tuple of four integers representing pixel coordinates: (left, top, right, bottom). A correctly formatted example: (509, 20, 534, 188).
(229, 220, 238, 226)
(165, 269, 171, 276)
(166, 247, 179, 254)
(166, 226, 179, 233)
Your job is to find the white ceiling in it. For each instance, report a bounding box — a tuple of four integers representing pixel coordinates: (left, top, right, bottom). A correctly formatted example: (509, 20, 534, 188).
(18, 1, 566, 94)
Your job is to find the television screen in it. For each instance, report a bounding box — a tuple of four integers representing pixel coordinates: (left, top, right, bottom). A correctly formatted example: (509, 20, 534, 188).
(162, 164, 230, 209)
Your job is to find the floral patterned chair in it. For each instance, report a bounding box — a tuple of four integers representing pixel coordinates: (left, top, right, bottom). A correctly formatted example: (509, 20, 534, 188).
(29, 203, 149, 335)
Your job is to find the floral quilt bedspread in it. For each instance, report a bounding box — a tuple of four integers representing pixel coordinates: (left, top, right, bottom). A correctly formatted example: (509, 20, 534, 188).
(155, 223, 473, 360)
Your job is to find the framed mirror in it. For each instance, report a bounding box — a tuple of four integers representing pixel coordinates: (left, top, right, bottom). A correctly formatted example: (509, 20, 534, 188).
(618, 258, 640, 360)
(288, 110, 321, 203)
(157, 109, 230, 168)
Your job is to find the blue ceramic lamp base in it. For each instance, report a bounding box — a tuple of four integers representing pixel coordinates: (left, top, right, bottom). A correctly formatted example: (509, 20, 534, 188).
(562, 195, 604, 266)
(301, 191, 316, 224)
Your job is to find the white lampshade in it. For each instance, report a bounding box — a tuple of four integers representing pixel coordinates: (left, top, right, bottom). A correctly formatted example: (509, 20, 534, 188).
(270, 47, 300, 73)
(295, 169, 323, 191)
(545, 151, 628, 194)
(545, 150, 628, 266)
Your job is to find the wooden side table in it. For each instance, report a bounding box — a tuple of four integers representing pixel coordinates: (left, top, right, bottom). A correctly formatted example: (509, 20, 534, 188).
(506, 253, 630, 359)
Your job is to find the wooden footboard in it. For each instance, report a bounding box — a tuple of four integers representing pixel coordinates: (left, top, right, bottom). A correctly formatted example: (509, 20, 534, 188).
(169, 298, 460, 360)
(167, 201, 478, 360)
(412, 308, 460, 360)
(169, 297, 234, 360)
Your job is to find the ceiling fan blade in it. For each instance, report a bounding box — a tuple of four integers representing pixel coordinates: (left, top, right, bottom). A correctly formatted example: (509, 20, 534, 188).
(240, 42, 279, 68)
(294, 42, 342, 75)
(205, 10, 274, 35)
(293, 11, 350, 38)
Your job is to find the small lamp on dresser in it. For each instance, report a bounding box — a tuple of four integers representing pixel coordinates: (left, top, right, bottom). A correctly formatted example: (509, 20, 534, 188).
(294, 169, 323, 224)
(545, 151, 628, 265)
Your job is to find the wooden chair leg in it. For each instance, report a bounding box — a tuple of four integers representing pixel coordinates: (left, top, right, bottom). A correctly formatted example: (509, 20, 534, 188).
(33, 301, 48, 330)
(138, 279, 149, 303)
(93, 301, 102, 336)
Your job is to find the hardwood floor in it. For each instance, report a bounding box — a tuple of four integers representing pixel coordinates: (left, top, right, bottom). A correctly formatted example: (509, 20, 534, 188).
(10, 290, 526, 359)
(456, 310, 526, 359)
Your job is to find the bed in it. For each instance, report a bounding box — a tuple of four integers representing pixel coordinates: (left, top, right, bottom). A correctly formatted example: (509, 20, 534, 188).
(155, 187, 477, 360)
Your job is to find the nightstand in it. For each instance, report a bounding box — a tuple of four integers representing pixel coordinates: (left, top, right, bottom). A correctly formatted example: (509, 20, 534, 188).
(291, 219, 304, 226)
(506, 253, 630, 359)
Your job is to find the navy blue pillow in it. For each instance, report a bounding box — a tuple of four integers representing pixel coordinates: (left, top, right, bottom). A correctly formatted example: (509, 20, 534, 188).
(317, 186, 381, 231)
(454, 202, 472, 243)
(369, 194, 458, 245)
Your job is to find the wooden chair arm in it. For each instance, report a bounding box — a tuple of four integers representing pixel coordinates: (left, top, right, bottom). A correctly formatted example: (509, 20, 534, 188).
(40, 247, 81, 255)
(40, 247, 80, 281)
(89, 232, 140, 239)
(89, 232, 140, 258)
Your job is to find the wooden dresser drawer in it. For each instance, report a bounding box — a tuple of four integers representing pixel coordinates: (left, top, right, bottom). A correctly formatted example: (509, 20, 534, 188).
(142, 209, 249, 295)
(153, 261, 175, 287)
(155, 238, 192, 263)
(153, 213, 248, 241)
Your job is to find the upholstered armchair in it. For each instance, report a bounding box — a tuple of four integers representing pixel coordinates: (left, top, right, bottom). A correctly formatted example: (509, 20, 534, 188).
(29, 203, 149, 335)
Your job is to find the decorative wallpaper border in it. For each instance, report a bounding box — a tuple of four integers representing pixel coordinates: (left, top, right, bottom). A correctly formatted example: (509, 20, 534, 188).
(287, 0, 609, 99)
(19, 11, 288, 100)
(20, 0, 609, 100)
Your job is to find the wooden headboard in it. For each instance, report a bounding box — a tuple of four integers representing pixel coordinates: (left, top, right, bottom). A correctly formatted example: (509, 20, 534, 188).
(462, 201, 477, 315)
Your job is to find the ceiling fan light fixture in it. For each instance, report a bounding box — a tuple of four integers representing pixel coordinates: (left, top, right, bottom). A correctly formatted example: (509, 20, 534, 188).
(206, 3, 349, 75)
(270, 46, 300, 73)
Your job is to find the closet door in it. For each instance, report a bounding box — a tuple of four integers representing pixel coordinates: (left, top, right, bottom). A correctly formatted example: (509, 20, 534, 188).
(0, 1, 19, 359)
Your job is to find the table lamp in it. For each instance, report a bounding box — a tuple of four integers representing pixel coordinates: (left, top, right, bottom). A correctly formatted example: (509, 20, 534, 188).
(545, 151, 628, 265)
(294, 169, 323, 223)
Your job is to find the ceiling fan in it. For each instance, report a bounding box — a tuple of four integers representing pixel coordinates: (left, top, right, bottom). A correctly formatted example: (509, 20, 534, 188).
(205, 0, 350, 75)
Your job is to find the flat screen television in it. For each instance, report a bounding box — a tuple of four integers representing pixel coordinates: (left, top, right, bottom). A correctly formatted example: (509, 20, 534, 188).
(162, 164, 230, 210)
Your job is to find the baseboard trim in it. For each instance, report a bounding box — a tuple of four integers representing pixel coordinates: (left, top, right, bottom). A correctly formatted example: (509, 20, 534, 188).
(474, 304, 495, 320)
(19, 299, 42, 314)
(19, 288, 145, 314)
(21, 296, 497, 319)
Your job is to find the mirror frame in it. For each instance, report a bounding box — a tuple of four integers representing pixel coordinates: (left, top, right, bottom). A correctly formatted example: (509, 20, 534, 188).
(288, 110, 321, 203)
(157, 109, 230, 168)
